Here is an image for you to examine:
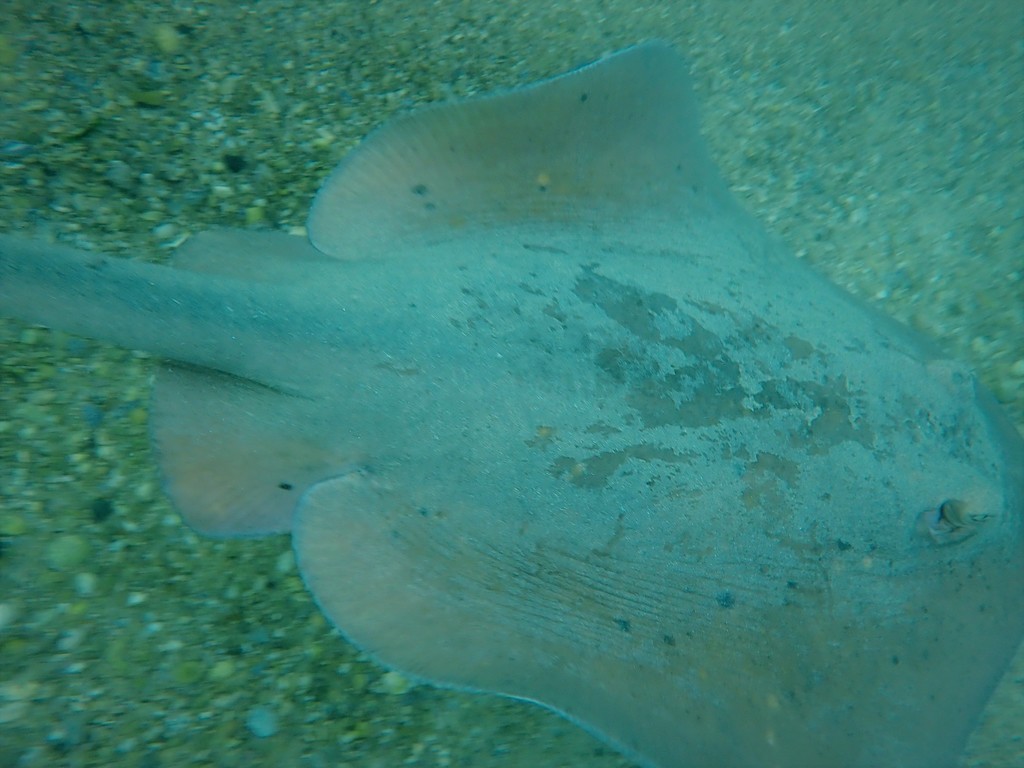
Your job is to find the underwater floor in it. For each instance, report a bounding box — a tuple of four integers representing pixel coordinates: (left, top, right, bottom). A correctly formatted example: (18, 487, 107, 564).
(1, 1, 1021, 766)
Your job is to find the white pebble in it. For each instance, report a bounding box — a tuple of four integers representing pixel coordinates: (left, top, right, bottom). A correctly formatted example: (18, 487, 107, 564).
(275, 549, 295, 575)
(74, 572, 98, 596)
(377, 670, 411, 695)
(246, 706, 279, 738)
(152, 222, 178, 240)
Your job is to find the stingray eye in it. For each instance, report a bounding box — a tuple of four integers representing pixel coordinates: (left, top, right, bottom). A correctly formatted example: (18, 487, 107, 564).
(920, 498, 992, 545)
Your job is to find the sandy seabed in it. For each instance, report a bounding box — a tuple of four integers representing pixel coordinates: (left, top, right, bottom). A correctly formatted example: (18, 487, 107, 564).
(1, 2, 1021, 767)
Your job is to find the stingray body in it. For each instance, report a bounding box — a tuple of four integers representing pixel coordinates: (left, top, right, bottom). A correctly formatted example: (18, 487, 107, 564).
(1, 44, 1022, 768)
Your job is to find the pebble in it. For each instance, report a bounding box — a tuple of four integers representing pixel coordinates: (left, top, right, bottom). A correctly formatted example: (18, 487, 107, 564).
(246, 705, 279, 738)
(0, 602, 18, 632)
(245, 206, 264, 225)
(57, 628, 86, 652)
(275, 549, 295, 575)
(45, 535, 91, 571)
(173, 661, 204, 685)
(209, 659, 235, 681)
(73, 572, 98, 596)
(376, 670, 411, 695)
(152, 24, 183, 55)
(152, 222, 178, 241)
(105, 160, 134, 190)
(0, 701, 27, 725)
(0, 513, 27, 536)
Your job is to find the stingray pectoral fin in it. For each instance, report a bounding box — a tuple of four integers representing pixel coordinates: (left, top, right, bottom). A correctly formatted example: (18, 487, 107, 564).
(152, 364, 356, 537)
(295, 473, 538, 679)
(292, 473, 693, 767)
(307, 42, 741, 259)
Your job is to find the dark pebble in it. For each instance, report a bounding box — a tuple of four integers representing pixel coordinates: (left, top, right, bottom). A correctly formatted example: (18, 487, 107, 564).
(91, 497, 114, 522)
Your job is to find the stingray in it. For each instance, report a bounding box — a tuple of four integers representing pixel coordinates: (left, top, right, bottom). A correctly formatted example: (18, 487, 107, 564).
(1, 43, 1022, 768)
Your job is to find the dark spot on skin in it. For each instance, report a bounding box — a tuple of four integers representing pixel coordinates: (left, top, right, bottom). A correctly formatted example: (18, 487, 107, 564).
(91, 497, 114, 522)
(614, 618, 631, 633)
(663, 634, 676, 646)
(278, 482, 294, 491)
(786, 580, 798, 589)
(580, 92, 588, 102)
(716, 591, 735, 609)
(522, 243, 568, 255)
(836, 539, 852, 551)
(892, 656, 900, 665)
(411, 183, 429, 196)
